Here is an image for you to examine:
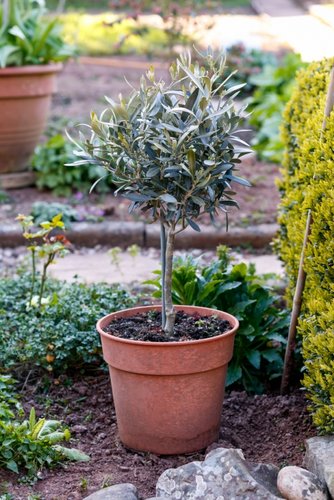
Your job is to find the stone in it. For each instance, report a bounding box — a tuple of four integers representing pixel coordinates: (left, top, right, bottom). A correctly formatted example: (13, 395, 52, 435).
(304, 436, 334, 498)
(156, 447, 283, 499)
(84, 483, 138, 500)
(277, 466, 328, 500)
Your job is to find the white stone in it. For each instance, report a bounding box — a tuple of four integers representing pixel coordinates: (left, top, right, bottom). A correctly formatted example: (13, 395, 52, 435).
(84, 483, 138, 500)
(277, 466, 328, 500)
(304, 436, 334, 498)
(156, 447, 282, 499)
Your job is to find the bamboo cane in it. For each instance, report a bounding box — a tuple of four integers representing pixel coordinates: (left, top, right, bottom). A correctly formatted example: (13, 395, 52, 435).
(280, 64, 334, 395)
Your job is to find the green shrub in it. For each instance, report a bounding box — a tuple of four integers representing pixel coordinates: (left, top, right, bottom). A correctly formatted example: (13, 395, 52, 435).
(248, 52, 306, 163)
(0, 407, 89, 477)
(146, 246, 290, 393)
(0, 273, 136, 373)
(32, 131, 112, 196)
(0, 375, 22, 421)
(276, 58, 334, 433)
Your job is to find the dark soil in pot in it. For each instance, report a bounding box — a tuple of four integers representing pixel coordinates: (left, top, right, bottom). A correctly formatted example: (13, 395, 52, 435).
(103, 310, 232, 342)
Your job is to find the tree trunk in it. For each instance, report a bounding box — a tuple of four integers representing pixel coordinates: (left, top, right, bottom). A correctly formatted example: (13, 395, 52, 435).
(160, 222, 167, 329)
(163, 223, 175, 336)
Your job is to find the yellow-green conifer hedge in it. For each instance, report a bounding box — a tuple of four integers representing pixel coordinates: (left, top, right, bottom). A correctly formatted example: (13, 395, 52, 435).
(277, 58, 334, 433)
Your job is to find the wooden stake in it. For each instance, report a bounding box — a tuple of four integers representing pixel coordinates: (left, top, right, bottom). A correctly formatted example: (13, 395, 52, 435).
(280, 64, 334, 394)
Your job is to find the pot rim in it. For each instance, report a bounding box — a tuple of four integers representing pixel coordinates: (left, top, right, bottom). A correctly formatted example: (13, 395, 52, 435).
(97, 304, 239, 347)
(0, 63, 63, 76)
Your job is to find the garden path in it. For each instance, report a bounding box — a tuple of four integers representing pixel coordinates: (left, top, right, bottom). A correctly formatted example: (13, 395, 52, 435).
(49, 249, 283, 284)
(251, 0, 334, 61)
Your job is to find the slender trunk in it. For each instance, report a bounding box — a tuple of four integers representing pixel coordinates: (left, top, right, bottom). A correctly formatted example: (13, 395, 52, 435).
(160, 222, 167, 329)
(280, 210, 312, 394)
(38, 254, 53, 307)
(29, 248, 36, 305)
(163, 223, 175, 336)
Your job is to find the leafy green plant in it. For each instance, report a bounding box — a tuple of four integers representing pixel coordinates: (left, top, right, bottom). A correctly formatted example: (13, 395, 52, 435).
(32, 131, 112, 196)
(221, 43, 282, 97)
(0, 375, 22, 421)
(146, 246, 290, 392)
(0, 273, 136, 373)
(0, 407, 89, 477)
(30, 201, 104, 227)
(0, 0, 73, 67)
(248, 52, 306, 163)
(16, 213, 70, 308)
(70, 49, 251, 336)
(276, 58, 334, 432)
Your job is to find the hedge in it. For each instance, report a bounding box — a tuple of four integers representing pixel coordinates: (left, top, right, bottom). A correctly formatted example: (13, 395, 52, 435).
(277, 58, 334, 433)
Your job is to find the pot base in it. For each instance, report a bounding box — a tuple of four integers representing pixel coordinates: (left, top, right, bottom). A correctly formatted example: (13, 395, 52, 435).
(0, 171, 36, 189)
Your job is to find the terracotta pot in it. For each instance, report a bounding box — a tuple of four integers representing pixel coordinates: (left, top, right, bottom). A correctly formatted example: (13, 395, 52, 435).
(96, 305, 238, 455)
(0, 64, 62, 186)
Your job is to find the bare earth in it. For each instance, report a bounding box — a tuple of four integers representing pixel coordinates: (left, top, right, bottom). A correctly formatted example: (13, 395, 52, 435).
(0, 372, 316, 500)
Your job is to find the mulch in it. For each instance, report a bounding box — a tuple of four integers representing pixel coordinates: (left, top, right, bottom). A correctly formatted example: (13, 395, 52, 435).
(0, 371, 316, 500)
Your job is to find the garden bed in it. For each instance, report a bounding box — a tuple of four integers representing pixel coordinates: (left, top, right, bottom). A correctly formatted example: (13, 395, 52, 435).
(0, 372, 316, 499)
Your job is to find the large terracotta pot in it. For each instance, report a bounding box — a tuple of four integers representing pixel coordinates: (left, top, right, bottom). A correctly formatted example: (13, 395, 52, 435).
(0, 64, 62, 188)
(96, 304, 238, 455)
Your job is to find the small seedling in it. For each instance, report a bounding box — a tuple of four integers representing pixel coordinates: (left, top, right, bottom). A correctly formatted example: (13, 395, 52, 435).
(16, 213, 72, 308)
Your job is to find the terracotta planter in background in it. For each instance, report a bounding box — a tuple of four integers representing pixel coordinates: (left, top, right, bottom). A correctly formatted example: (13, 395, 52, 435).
(97, 305, 238, 455)
(0, 64, 62, 188)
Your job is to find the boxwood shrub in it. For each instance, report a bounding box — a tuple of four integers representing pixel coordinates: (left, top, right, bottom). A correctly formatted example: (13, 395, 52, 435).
(0, 274, 136, 374)
(276, 58, 334, 433)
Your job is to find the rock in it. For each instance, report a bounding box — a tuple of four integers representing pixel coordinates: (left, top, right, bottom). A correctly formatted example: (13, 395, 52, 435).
(156, 447, 283, 499)
(277, 465, 328, 500)
(71, 424, 88, 434)
(84, 483, 138, 500)
(304, 436, 334, 498)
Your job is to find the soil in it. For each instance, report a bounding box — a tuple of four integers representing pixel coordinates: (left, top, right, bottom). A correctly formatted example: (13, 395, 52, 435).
(103, 310, 232, 341)
(0, 372, 316, 500)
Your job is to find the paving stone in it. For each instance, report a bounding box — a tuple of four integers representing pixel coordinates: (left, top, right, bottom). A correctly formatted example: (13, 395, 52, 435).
(277, 465, 328, 500)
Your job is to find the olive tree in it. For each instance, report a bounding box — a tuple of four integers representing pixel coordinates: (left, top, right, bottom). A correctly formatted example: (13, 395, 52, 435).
(70, 49, 251, 336)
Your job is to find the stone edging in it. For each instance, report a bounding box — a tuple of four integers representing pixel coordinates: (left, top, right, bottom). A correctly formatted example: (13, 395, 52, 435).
(0, 221, 278, 249)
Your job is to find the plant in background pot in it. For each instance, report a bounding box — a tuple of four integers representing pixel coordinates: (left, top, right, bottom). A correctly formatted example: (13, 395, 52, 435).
(71, 49, 251, 454)
(0, 0, 73, 188)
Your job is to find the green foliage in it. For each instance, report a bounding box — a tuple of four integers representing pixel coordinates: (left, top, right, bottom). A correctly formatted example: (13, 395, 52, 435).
(0, 375, 22, 421)
(57, 12, 189, 58)
(276, 57, 334, 433)
(16, 213, 70, 309)
(31, 202, 79, 227)
(248, 52, 306, 163)
(0, 0, 73, 67)
(0, 273, 136, 373)
(222, 43, 281, 96)
(71, 50, 250, 231)
(0, 407, 89, 477)
(146, 247, 289, 393)
(32, 130, 112, 196)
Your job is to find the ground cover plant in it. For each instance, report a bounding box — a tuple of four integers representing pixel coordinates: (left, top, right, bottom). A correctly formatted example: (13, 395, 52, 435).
(276, 57, 334, 433)
(0, 214, 136, 373)
(146, 246, 290, 392)
(0, 272, 135, 374)
(0, 0, 72, 67)
(0, 375, 89, 479)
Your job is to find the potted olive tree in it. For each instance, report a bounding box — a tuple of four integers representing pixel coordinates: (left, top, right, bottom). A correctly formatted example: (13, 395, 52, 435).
(0, 0, 72, 187)
(71, 50, 251, 454)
